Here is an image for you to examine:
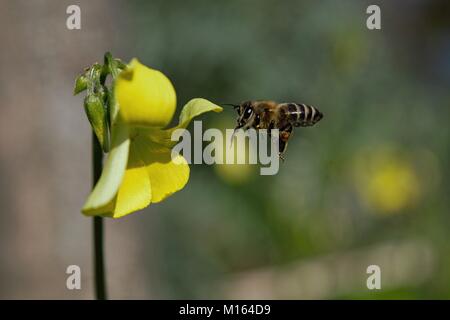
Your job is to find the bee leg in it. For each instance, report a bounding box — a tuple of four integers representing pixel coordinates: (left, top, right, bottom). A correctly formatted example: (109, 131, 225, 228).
(267, 121, 275, 137)
(278, 140, 288, 161)
(278, 125, 292, 161)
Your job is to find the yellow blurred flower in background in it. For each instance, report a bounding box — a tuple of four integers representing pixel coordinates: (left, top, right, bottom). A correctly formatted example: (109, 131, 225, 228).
(82, 59, 222, 218)
(212, 120, 257, 185)
(353, 146, 420, 214)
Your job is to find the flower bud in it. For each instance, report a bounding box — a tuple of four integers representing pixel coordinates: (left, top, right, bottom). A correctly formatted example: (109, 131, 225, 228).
(84, 93, 110, 152)
(73, 74, 88, 95)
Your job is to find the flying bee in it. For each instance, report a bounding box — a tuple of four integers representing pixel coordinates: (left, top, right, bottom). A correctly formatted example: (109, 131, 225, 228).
(225, 100, 323, 160)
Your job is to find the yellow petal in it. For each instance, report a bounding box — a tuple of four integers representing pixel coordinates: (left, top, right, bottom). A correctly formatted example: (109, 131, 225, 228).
(136, 136, 190, 203)
(109, 142, 152, 218)
(177, 98, 223, 128)
(115, 59, 176, 128)
(82, 117, 130, 216)
(142, 98, 223, 148)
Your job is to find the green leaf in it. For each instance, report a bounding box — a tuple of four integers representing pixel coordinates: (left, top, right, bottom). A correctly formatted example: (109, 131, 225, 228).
(82, 117, 130, 216)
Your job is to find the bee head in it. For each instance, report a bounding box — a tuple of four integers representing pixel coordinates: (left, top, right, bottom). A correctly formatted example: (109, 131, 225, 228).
(236, 101, 254, 128)
(222, 101, 254, 129)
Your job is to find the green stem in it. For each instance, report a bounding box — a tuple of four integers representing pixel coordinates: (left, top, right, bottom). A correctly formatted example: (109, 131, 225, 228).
(92, 133, 107, 300)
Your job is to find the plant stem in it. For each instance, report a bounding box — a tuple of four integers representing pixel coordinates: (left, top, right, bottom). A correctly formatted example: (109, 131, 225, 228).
(92, 133, 107, 300)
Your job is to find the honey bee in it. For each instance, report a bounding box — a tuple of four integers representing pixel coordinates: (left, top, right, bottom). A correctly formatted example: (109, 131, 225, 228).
(226, 100, 323, 160)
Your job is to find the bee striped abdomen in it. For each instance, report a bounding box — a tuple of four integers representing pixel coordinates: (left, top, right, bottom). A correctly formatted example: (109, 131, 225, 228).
(284, 103, 323, 127)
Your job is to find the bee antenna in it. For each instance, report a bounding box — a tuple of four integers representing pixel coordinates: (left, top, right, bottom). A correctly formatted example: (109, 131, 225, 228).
(221, 103, 240, 109)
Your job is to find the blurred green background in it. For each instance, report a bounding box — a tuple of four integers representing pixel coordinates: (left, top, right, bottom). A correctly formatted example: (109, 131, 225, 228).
(0, 0, 449, 299)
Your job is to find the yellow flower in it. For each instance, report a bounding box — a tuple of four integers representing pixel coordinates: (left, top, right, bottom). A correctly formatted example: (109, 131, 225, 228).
(353, 147, 420, 214)
(366, 162, 419, 213)
(82, 59, 222, 218)
(212, 120, 256, 185)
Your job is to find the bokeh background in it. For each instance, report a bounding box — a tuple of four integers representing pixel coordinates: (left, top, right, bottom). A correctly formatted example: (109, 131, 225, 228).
(0, 0, 449, 299)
